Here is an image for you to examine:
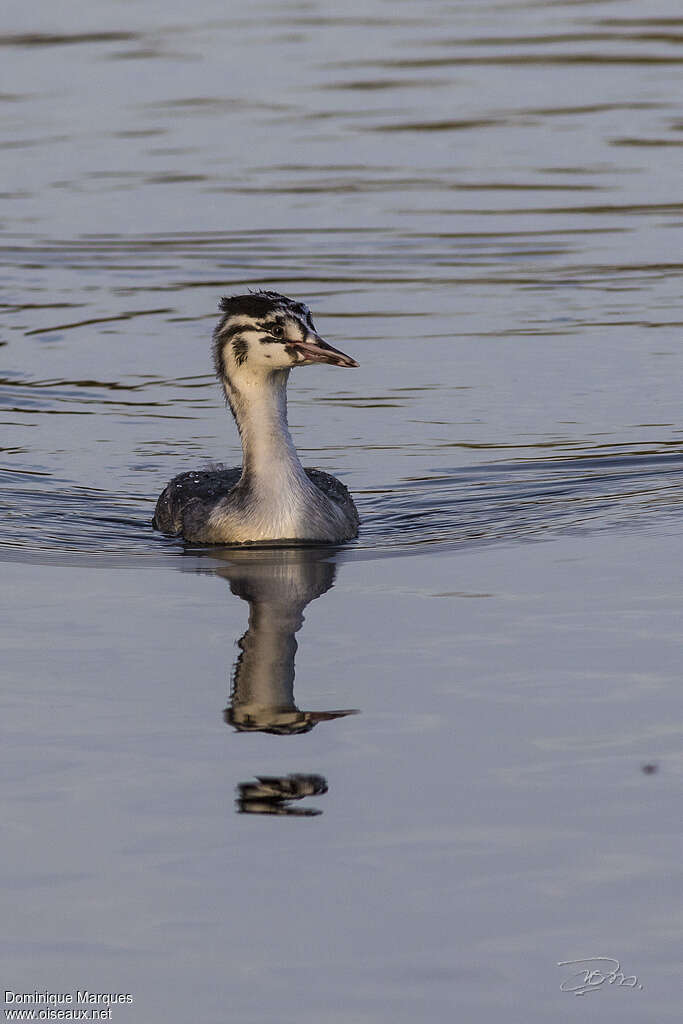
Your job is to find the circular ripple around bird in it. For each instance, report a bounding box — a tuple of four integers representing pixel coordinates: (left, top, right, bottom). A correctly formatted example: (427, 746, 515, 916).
(1, 451, 682, 571)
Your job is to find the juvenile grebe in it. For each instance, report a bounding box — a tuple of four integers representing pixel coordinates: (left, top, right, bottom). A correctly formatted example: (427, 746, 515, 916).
(153, 291, 360, 544)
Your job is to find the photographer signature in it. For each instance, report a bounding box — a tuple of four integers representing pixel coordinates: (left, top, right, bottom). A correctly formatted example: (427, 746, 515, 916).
(558, 957, 642, 996)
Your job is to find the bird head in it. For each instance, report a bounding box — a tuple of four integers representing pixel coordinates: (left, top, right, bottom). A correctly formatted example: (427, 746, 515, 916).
(212, 290, 358, 383)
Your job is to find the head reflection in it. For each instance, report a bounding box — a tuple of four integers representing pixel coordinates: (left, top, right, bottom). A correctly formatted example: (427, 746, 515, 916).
(237, 774, 328, 816)
(215, 547, 358, 735)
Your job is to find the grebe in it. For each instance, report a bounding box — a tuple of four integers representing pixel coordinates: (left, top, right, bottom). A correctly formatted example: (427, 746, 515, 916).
(153, 291, 360, 544)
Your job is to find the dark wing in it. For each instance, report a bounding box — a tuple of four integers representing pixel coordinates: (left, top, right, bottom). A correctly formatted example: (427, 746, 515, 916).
(152, 467, 241, 536)
(305, 468, 360, 535)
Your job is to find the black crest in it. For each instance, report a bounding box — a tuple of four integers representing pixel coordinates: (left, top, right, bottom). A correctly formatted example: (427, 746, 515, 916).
(218, 290, 312, 322)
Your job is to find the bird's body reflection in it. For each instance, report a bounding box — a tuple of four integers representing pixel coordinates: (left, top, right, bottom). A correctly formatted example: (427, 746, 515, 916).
(215, 547, 358, 735)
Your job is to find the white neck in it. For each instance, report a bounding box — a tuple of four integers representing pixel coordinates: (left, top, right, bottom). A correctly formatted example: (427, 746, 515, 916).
(210, 365, 352, 543)
(225, 368, 311, 494)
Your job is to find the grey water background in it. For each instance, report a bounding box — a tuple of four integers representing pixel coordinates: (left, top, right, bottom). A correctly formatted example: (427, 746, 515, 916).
(2, 0, 682, 1019)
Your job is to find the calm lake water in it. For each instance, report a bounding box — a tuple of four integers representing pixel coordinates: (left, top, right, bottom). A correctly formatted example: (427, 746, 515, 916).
(2, 0, 682, 1020)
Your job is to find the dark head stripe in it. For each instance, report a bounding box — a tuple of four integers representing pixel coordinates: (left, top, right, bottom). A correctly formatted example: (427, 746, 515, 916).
(213, 292, 318, 378)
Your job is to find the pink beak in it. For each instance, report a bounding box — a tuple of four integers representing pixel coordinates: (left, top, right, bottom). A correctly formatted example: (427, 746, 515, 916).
(290, 332, 359, 368)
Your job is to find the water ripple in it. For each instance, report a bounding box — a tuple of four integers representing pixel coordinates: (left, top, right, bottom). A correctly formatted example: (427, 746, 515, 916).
(1, 451, 681, 569)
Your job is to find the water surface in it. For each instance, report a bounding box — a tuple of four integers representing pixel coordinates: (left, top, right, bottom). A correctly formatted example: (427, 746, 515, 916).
(2, 1, 682, 1021)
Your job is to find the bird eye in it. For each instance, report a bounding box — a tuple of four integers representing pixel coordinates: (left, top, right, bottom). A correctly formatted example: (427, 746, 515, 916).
(270, 325, 284, 339)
